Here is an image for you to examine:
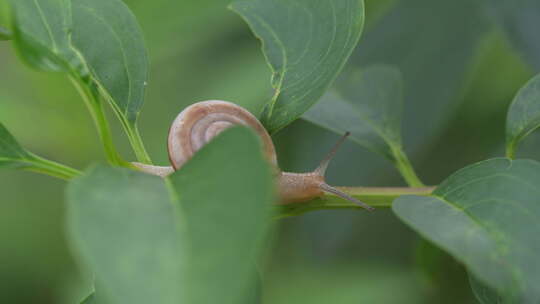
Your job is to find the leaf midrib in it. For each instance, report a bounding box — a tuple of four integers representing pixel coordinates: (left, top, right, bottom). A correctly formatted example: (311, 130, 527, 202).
(32, 0, 59, 52)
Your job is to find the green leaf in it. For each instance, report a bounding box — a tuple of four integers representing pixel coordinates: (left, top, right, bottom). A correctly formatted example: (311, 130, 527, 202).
(5, 0, 150, 164)
(469, 274, 511, 304)
(6, 0, 148, 122)
(230, 0, 365, 133)
(506, 73, 540, 158)
(67, 127, 274, 304)
(5, 0, 83, 72)
(488, 0, 540, 70)
(0, 121, 31, 168)
(393, 158, 540, 301)
(352, 0, 488, 150)
(66, 165, 187, 304)
(303, 65, 423, 187)
(0, 122, 81, 178)
(415, 239, 473, 301)
(169, 126, 275, 304)
(303, 65, 403, 161)
(71, 0, 149, 123)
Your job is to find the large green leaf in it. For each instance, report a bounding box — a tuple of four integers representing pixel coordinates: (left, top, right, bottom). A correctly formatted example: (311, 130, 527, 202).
(67, 127, 274, 304)
(169, 126, 275, 304)
(6, 0, 148, 123)
(393, 158, 540, 302)
(66, 165, 187, 304)
(303, 65, 403, 161)
(505, 73, 540, 158)
(230, 0, 365, 133)
(0, 122, 32, 168)
(488, 0, 540, 70)
(71, 0, 148, 123)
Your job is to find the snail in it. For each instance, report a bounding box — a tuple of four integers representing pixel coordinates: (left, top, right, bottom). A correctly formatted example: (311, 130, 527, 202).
(133, 100, 374, 211)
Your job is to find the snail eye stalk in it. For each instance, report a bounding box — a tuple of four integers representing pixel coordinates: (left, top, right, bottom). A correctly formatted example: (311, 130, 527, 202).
(314, 131, 350, 176)
(314, 132, 375, 211)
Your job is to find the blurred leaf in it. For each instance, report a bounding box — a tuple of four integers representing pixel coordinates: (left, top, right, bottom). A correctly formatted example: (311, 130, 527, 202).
(0, 122, 32, 168)
(169, 126, 275, 304)
(0, 1, 7, 25)
(5, 0, 83, 72)
(353, 0, 488, 150)
(230, 0, 365, 133)
(488, 0, 540, 70)
(0, 25, 9, 40)
(71, 0, 148, 123)
(415, 240, 475, 303)
(66, 165, 187, 304)
(264, 262, 428, 304)
(67, 127, 274, 304)
(303, 65, 403, 161)
(303, 65, 424, 186)
(0, 122, 79, 179)
(80, 293, 97, 304)
(505, 73, 540, 158)
(469, 274, 510, 304)
(393, 158, 540, 302)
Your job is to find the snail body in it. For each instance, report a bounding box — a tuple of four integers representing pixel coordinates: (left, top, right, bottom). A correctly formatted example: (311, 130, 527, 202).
(133, 100, 373, 211)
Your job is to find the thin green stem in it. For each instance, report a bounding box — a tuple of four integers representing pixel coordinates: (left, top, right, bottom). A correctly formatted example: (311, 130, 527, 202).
(117, 115, 152, 164)
(70, 77, 130, 167)
(90, 85, 152, 164)
(129, 126, 152, 164)
(391, 145, 425, 187)
(278, 186, 435, 218)
(25, 154, 81, 180)
(0, 26, 11, 40)
(506, 141, 517, 160)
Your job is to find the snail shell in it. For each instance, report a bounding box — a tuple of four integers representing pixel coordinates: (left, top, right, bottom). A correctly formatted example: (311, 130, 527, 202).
(168, 100, 277, 170)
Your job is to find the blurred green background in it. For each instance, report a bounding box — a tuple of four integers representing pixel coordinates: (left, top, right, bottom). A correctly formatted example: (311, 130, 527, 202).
(0, 0, 538, 303)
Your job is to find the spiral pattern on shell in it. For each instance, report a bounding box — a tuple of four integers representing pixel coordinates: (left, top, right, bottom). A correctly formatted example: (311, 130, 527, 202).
(168, 100, 278, 170)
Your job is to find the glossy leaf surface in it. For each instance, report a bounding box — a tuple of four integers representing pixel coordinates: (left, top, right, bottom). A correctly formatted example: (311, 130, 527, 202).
(230, 0, 365, 133)
(71, 0, 149, 122)
(394, 158, 540, 302)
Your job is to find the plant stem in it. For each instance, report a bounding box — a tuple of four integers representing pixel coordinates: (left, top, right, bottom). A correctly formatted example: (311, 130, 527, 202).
(0, 26, 11, 40)
(25, 154, 81, 180)
(278, 186, 435, 218)
(116, 115, 152, 164)
(391, 145, 425, 187)
(70, 77, 129, 167)
(506, 141, 516, 159)
(129, 126, 152, 164)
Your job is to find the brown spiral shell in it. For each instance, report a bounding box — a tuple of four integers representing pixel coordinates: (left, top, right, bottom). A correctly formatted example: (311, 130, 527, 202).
(167, 100, 278, 170)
